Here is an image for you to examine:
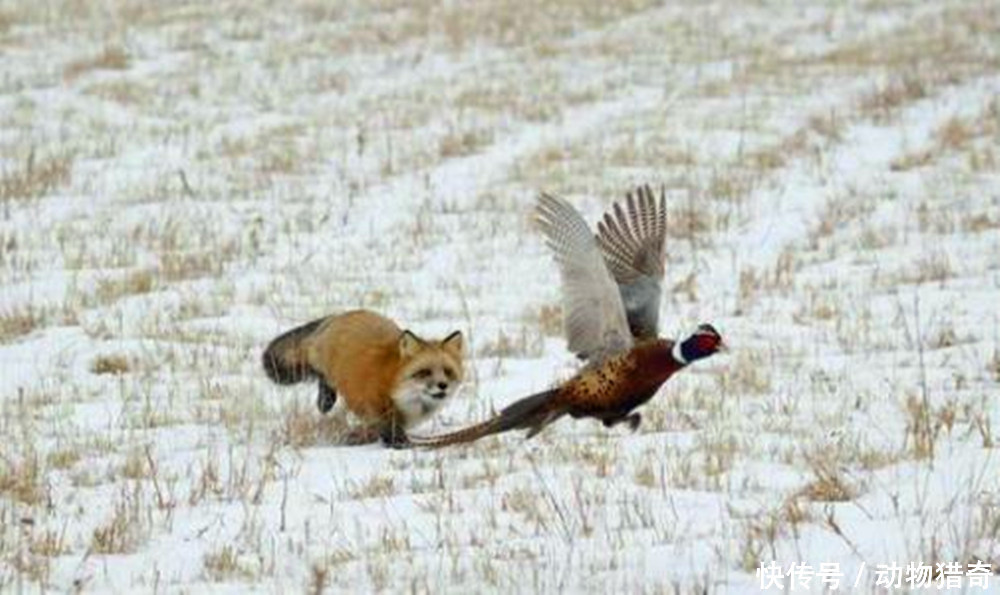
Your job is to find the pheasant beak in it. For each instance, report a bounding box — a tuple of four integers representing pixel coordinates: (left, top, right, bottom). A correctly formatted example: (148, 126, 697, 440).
(717, 340, 729, 353)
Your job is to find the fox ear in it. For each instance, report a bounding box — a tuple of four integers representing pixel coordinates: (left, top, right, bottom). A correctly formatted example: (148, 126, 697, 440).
(441, 330, 463, 354)
(399, 331, 425, 358)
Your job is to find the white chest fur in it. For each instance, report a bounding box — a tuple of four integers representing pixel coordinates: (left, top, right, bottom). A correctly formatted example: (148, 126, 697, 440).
(391, 382, 449, 427)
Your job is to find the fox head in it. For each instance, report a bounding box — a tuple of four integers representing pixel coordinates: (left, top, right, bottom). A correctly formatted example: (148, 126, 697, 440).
(394, 330, 464, 424)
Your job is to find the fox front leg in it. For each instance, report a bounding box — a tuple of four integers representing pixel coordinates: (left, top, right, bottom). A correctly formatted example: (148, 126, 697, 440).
(379, 420, 411, 449)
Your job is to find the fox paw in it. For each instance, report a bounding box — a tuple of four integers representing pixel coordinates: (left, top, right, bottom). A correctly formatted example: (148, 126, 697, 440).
(379, 426, 411, 449)
(383, 438, 411, 450)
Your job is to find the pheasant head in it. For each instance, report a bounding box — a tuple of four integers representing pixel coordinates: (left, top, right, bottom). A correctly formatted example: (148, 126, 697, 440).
(674, 323, 726, 364)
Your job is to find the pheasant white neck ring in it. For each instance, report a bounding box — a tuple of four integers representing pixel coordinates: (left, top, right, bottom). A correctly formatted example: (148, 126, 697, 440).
(672, 341, 688, 365)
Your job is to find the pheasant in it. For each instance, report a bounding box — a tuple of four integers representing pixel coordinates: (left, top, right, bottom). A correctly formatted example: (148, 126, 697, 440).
(409, 185, 725, 447)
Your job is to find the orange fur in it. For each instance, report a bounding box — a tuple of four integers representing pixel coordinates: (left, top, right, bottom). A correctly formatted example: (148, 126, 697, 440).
(263, 309, 464, 445)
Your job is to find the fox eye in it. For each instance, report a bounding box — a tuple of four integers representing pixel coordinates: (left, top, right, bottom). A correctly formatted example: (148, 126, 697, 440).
(413, 369, 432, 379)
(443, 368, 456, 381)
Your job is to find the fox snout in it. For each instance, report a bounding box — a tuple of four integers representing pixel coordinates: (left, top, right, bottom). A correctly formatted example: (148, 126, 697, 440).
(428, 380, 452, 399)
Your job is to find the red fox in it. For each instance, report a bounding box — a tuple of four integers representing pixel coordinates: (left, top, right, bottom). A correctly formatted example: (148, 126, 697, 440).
(262, 309, 464, 447)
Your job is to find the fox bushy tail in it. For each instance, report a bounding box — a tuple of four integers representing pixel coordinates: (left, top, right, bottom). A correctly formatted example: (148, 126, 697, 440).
(409, 389, 561, 448)
(261, 317, 325, 384)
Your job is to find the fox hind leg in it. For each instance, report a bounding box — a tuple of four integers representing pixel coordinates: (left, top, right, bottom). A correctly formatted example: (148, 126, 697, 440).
(317, 382, 337, 414)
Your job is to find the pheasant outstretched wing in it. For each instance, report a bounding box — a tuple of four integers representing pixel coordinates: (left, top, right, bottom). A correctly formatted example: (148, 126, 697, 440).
(536, 193, 632, 362)
(595, 184, 667, 339)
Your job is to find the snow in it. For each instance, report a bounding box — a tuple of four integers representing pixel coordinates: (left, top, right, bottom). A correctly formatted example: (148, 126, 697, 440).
(1, 0, 998, 593)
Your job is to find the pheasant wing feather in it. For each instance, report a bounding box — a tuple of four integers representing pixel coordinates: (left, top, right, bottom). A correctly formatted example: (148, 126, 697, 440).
(536, 193, 632, 362)
(595, 184, 667, 339)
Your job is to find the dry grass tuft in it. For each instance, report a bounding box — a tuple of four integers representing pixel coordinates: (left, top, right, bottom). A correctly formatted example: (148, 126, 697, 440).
(901, 394, 958, 460)
(857, 75, 927, 122)
(160, 249, 232, 282)
(63, 45, 130, 81)
(27, 528, 69, 557)
(893, 100, 999, 170)
(95, 270, 155, 304)
(706, 168, 756, 205)
(120, 449, 149, 480)
(84, 79, 151, 105)
(307, 562, 330, 595)
(46, 448, 82, 470)
(908, 252, 954, 285)
(349, 474, 397, 500)
(0, 150, 73, 203)
(799, 455, 855, 502)
(934, 117, 973, 151)
(0, 306, 43, 342)
(889, 148, 933, 172)
(0, 10, 13, 35)
(91, 354, 131, 375)
(969, 409, 993, 449)
(279, 403, 356, 448)
(738, 253, 798, 312)
(533, 304, 562, 337)
(438, 127, 495, 159)
(738, 498, 812, 573)
(203, 545, 256, 581)
(0, 449, 46, 506)
(741, 109, 844, 173)
(963, 212, 1000, 233)
(477, 327, 543, 358)
(90, 483, 149, 554)
(717, 350, 772, 395)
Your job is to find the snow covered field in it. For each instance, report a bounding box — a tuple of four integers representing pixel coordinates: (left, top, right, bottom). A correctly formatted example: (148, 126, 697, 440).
(1, 1, 998, 592)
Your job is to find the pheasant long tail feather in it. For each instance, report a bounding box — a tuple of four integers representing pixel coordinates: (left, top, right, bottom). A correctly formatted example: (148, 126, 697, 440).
(407, 417, 510, 448)
(408, 389, 560, 448)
